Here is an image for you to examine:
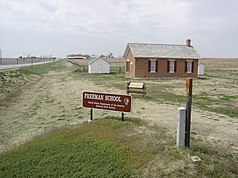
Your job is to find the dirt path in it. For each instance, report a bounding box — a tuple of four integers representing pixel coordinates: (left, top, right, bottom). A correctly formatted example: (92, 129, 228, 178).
(0, 61, 238, 152)
(0, 62, 90, 151)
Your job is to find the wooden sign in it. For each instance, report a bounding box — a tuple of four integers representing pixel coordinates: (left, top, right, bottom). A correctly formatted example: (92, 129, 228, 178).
(83, 91, 132, 112)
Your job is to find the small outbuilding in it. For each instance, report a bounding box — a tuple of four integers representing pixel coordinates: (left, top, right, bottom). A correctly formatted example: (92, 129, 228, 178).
(88, 57, 110, 74)
(198, 63, 205, 75)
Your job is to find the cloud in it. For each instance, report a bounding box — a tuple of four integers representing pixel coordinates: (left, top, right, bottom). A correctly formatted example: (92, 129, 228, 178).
(39, 1, 57, 13)
(1, 0, 238, 57)
(0, 0, 57, 31)
(1, 0, 190, 37)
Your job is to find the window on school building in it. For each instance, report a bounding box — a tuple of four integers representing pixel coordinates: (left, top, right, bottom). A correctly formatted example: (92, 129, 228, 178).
(186, 60, 193, 73)
(150, 60, 156, 72)
(168, 59, 176, 73)
(148, 59, 157, 73)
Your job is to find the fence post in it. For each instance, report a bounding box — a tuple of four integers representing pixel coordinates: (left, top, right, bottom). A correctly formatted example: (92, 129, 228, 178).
(177, 107, 186, 148)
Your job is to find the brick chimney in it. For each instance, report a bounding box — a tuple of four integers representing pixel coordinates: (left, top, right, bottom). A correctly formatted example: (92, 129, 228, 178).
(186, 39, 191, 47)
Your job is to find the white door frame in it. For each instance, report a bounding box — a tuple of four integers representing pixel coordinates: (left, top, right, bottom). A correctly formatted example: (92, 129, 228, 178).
(130, 62, 133, 78)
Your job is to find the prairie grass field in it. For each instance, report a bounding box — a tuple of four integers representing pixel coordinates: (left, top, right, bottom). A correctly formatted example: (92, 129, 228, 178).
(0, 58, 237, 177)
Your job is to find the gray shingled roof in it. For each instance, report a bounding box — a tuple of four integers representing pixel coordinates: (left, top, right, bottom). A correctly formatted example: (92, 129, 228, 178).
(88, 56, 109, 65)
(123, 43, 200, 59)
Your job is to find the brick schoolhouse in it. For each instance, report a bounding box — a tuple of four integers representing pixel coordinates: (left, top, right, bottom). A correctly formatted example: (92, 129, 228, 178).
(123, 39, 201, 79)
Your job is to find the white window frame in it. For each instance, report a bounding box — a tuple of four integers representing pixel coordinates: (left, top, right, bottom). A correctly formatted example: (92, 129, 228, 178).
(169, 59, 175, 73)
(150, 58, 157, 73)
(186, 60, 193, 73)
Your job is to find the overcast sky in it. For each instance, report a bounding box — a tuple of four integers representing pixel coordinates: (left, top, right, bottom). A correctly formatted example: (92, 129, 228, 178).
(1, 0, 238, 58)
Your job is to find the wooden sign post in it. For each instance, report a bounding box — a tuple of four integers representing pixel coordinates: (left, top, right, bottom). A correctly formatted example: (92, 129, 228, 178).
(185, 78, 193, 147)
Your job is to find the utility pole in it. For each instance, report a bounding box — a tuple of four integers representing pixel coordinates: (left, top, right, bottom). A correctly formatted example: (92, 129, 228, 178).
(23, 52, 25, 63)
(0, 48, 2, 65)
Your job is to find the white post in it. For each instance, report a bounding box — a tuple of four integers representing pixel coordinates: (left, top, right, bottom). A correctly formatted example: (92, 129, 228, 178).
(130, 62, 133, 78)
(177, 107, 186, 148)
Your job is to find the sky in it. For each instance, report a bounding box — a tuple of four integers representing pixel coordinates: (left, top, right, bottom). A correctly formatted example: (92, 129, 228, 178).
(0, 0, 238, 58)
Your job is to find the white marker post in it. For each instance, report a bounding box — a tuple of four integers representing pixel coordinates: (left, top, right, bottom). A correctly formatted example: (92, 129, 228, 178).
(177, 107, 186, 148)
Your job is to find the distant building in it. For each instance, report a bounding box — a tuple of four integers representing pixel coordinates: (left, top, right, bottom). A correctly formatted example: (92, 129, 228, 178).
(67, 55, 86, 60)
(88, 57, 110, 74)
(123, 39, 201, 78)
(67, 54, 89, 60)
(90, 54, 98, 60)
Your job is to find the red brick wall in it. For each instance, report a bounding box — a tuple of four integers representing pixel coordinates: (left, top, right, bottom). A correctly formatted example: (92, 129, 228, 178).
(125, 49, 135, 78)
(134, 58, 198, 78)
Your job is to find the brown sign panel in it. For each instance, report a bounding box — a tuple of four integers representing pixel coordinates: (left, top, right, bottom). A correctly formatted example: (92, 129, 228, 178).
(83, 91, 132, 112)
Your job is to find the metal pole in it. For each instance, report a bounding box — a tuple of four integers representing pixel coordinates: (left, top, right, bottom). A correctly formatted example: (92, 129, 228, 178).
(185, 78, 193, 147)
(31, 58, 33, 67)
(0, 49, 2, 65)
(90, 109, 93, 121)
(122, 112, 124, 121)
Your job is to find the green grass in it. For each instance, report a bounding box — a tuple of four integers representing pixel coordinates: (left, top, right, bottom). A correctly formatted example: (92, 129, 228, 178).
(0, 119, 137, 177)
(190, 141, 238, 177)
(0, 118, 237, 177)
(0, 71, 25, 93)
(110, 66, 125, 74)
(0, 138, 132, 177)
(193, 93, 238, 118)
(18, 61, 61, 75)
(205, 68, 238, 81)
